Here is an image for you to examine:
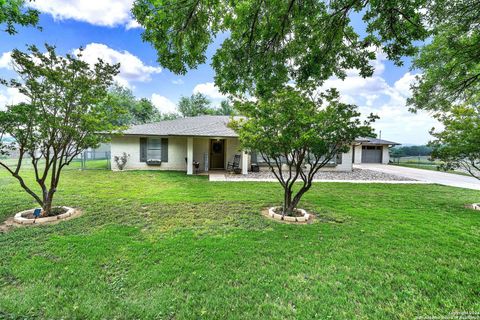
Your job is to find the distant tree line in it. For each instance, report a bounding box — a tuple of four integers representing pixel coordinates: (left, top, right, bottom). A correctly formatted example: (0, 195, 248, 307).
(390, 145, 433, 158)
(108, 84, 235, 125)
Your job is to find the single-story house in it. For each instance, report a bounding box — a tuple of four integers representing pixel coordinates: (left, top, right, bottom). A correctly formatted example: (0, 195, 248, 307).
(110, 116, 400, 174)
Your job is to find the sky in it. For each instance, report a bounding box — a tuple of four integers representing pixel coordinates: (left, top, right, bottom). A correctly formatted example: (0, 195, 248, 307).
(0, 0, 439, 145)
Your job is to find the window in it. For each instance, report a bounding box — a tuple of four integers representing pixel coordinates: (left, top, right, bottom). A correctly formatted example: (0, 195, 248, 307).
(140, 137, 169, 162)
(147, 138, 161, 160)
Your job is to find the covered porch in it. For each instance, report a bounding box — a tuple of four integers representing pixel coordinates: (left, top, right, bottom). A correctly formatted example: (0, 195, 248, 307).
(184, 136, 248, 175)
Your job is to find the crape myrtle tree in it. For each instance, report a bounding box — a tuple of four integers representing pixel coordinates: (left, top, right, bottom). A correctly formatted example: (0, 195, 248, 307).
(230, 87, 377, 215)
(429, 103, 480, 180)
(0, 44, 122, 216)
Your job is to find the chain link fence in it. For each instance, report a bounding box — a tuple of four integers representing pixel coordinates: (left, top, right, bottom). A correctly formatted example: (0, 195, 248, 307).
(0, 151, 111, 171)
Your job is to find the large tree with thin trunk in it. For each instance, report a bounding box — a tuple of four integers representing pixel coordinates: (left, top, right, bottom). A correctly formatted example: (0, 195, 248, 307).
(132, 0, 430, 98)
(0, 44, 122, 216)
(230, 87, 376, 215)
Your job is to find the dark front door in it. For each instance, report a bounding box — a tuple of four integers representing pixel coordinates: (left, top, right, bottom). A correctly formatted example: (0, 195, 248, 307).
(210, 139, 225, 169)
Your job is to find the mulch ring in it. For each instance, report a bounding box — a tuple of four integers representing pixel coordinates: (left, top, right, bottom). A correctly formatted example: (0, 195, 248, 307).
(466, 203, 480, 211)
(0, 208, 82, 233)
(261, 208, 315, 224)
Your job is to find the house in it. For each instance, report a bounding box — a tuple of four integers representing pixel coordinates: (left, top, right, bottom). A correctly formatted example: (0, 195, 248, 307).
(110, 115, 400, 174)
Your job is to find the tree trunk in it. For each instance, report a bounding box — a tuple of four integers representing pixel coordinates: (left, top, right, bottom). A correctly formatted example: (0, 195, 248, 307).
(42, 189, 56, 216)
(282, 186, 293, 216)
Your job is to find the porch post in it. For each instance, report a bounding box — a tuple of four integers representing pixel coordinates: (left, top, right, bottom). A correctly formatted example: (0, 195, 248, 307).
(242, 151, 248, 175)
(187, 137, 193, 175)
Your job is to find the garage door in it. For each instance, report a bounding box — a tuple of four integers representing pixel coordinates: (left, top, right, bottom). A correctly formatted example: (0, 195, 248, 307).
(362, 146, 382, 163)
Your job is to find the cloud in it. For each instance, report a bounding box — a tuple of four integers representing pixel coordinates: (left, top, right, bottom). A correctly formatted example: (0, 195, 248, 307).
(0, 88, 27, 111)
(172, 79, 184, 85)
(193, 82, 226, 99)
(0, 52, 13, 70)
(320, 52, 438, 144)
(29, 0, 140, 29)
(74, 43, 161, 88)
(151, 94, 177, 114)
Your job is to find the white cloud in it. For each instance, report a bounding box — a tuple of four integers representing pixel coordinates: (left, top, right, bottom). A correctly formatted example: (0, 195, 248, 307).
(74, 43, 161, 88)
(193, 82, 226, 99)
(172, 79, 184, 85)
(0, 88, 27, 111)
(0, 52, 13, 70)
(29, 0, 140, 29)
(151, 94, 177, 114)
(319, 52, 438, 144)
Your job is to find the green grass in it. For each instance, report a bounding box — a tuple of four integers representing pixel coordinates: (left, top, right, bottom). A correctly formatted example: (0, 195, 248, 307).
(1, 169, 480, 319)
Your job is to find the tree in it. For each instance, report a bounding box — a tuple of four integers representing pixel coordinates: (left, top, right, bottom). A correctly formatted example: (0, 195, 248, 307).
(1, 0, 39, 34)
(409, 0, 480, 114)
(108, 84, 162, 125)
(177, 93, 212, 117)
(215, 100, 236, 116)
(133, 0, 429, 97)
(0, 44, 122, 216)
(429, 103, 480, 179)
(230, 87, 376, 215)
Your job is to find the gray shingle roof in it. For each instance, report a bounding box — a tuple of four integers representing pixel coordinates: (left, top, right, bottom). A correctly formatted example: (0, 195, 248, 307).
(121, 115, 239, 137)
(120, 117, 400, 146)
(356, 137, 401, 145)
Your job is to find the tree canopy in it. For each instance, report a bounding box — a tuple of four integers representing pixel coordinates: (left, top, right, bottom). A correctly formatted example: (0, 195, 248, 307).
(409, 0, 480, 114)
(231, 87, 376, 215)
(108, 84, 164, 125)
(429, 103, 480, 180)
(0, 44, 122, 215)
(0, 0, 39, 34)
(133, 0, 429, 97)
(177, 93, 235, 117)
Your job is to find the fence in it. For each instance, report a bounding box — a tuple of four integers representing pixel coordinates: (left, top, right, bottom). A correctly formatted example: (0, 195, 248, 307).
(0, 151, 111, 171)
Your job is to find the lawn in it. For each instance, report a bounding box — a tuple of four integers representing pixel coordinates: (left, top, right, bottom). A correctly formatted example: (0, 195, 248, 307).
(0, 169, 479, 319)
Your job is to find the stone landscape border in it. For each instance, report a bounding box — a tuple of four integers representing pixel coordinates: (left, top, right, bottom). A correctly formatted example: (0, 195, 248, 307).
(14, 206, 76, 225)
(267, 207, 311, 223)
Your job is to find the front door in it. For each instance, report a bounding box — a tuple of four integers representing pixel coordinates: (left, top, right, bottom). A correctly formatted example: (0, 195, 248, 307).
(210, 139, 225, 169)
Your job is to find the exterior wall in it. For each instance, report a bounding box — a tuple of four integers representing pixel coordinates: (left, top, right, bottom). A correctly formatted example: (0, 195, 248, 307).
(336, 146, 353, 171)
(257, 146, 354, 172)
(111, 136, 187, 171)
(192, 138, 209, 171)
(225, 138, 244, 169)
(112, 136, 366, 172)
(382, 145, 390, 164)
(111, 136, 245, 171)
(353, 145, 363, 164)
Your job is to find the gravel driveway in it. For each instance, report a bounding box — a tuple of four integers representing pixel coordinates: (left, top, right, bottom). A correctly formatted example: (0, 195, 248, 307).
(223, 168, 416, 181)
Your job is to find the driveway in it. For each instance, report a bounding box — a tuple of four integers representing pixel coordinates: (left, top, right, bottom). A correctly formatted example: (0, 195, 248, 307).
(356, 164, 480, 190)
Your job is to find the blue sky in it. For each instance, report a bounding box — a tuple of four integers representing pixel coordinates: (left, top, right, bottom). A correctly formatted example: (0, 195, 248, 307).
(0, 1, 439, 144)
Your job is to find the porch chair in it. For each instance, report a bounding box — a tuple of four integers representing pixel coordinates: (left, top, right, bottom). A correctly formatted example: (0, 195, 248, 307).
(227, 154, 241, 173)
